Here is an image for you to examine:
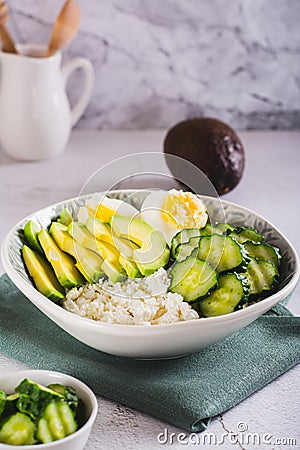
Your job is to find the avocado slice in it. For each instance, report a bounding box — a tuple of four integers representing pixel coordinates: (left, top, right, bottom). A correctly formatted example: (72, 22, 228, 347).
(85, 218, 142, 278)
(75, 247, 105, 283)
(113, 236, 141, 278)
(110, 215, 170, 275)
(49, 222, 73, 254)
(68, 222, 126, 283)
(23, 220, 44, 255)
(22, 245, 64, 302)
(85, 218, 114, 245)
(57, 209, 73, 226)
(68, 222, 102, 253)
(38, 229, 84, 289)
(50, 222, 105, 283)
(118, 254, 141, 278)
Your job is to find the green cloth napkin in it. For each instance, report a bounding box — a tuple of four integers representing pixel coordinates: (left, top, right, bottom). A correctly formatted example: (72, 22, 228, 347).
(0, 274, 299, 432)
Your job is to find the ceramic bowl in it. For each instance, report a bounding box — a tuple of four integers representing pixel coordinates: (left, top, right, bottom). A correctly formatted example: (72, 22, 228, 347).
(0, 370, 98, 449)
(1, 190, 299, 359)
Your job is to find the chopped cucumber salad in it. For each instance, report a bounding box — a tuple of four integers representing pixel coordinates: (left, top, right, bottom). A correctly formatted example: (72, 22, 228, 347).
(0, 379, 85, 445)
(20, 194, 282, 320)
(170, 223, 280, 317)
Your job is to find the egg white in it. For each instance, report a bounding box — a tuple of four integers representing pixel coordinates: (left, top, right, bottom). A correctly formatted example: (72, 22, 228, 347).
(140, 191, 181, 244)
(78, 193, 139, 224)
(140, 189, 208, 245)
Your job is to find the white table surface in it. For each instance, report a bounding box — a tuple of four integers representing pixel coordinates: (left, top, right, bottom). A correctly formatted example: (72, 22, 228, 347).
(0, 130, 299, 449)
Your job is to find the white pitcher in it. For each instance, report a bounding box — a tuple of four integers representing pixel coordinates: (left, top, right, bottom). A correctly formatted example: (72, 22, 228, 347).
(0, 44, 95, 160)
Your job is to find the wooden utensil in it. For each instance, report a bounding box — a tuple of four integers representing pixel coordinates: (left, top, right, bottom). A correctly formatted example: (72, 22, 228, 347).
(46, 0, 80, 57)
(0, 1, 18, 54)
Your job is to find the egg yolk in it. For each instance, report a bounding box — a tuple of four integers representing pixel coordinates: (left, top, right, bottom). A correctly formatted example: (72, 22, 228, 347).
(162, 192, 205, 229)
(87, 204, 117, 222)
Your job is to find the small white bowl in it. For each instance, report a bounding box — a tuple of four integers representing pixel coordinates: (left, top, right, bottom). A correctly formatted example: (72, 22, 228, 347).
(1, 190, 299, 359)
(0, 370, 98, 450)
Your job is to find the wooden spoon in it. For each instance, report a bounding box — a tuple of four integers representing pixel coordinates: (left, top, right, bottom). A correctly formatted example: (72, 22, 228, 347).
(46, 0, 80, 57)
(0, 1, 18, 54)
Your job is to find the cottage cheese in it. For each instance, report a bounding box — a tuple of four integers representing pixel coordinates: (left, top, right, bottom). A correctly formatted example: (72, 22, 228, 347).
(63, 268, 199, 325)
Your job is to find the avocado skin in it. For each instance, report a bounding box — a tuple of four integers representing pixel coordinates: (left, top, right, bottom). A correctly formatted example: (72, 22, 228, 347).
(22, 245, 64, 303)
(164, 117, 245, 195)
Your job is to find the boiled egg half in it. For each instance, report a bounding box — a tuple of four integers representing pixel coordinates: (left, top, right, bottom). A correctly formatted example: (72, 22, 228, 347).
(78, 193, 139, 223)
(140, 189, 208, 244)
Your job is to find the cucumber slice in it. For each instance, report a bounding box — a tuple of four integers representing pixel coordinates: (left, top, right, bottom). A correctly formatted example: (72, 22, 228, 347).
(170, 257, 218, 302)
(201, 224, 214, 235)
(244, 241, 281, 267)
(0, 390, 6, 417)
(171, 228, 202, 257)
(213, 223, 235, 234)
(197, 234, 244, 273)
(229, 227, 264, 244)
(170, 224, 236, 258)
(199, 273, 249, 317)
(36, 401, 77, 443)
(203, 223, 234, 236)
(174, 236, 202, 262)
(246, 258, 278, 295)
(0, 412, 36, 445)
(47, 385, 78, 411)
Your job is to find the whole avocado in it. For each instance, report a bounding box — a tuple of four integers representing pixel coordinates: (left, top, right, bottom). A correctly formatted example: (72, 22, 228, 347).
(163, 117, 245, 195)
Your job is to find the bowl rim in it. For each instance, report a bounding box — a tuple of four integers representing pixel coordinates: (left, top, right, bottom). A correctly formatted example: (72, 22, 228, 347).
(1, 190, 299, 332)
(0, 369, 98, 449)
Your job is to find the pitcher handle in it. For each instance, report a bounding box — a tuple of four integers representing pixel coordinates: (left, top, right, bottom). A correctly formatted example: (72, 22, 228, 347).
(62, 58, 95, 127)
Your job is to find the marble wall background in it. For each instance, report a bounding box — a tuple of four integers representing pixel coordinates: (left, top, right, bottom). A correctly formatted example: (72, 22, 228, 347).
(7, 0, 300, 130)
